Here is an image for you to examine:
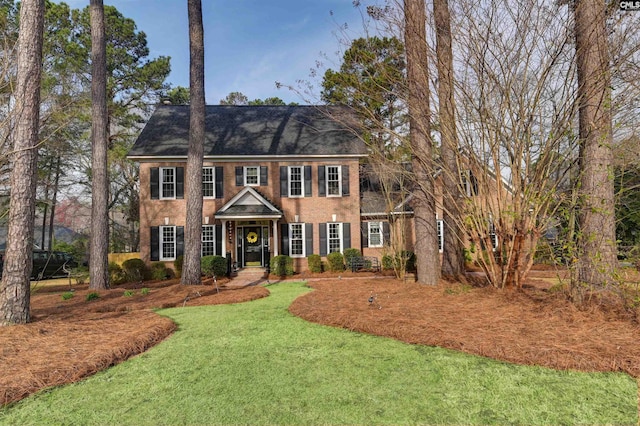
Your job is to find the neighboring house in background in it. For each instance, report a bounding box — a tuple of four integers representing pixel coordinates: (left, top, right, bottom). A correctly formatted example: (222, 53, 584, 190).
(128, 104, 395, 272)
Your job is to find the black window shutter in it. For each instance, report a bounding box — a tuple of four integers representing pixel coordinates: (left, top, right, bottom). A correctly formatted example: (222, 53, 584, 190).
(304, 166, 312, 197)
(361, 222, 369, 248)
(280, 223, 289, 256)
(318, 166, 326, 197)
(150, 168, 159, 200)
(305, 223, 313, 255)
(383, 222, 390, 246)
(319, 223, 327, 256)
(342, 165, 350, 196)
(215, 224, 222, 256)
(176, 167, 184, 199)
(343, 222, 351, 249)
(215, 167, 224, 199)
(235, 166, 243, 186)
(280, 166, 288, 197)
(260, 166, 268, 186)
(176, 226, 184, 257)
(150, 227, 159, 261)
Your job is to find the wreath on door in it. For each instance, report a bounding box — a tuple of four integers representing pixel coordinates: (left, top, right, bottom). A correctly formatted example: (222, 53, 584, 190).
(246, 231, 259, 244)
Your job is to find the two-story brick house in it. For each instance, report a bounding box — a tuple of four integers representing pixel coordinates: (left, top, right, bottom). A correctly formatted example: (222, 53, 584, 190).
(128, 104, 388, 272)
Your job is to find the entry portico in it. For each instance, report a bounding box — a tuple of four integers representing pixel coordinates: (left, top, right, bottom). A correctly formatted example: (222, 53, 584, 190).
(215, 187, 282, 268)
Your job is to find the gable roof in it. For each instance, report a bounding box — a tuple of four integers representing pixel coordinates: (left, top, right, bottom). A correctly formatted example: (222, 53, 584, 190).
(215, 187, 282, 219)
(128, 105, 367, 160)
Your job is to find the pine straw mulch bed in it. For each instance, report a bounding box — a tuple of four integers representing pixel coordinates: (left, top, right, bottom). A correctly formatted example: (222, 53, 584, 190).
(289, 269, 640, 378)
(0, 278, 269, 406)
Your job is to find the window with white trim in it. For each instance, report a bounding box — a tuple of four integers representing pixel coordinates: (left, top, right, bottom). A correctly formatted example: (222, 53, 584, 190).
(437, 218, 444, 253)
(326, 165, 341, 196)
(160, 167, 176, 199)
(368, 222, 383, 247)
(328, 222, 342, 253)
(202, 167, 215, 198)
(289, 223, 305, 257)
(202, 225, 215, 256)
(160, 226, 176, 260)
(244, 166, 259, 186)
(288, 166, 303, 197)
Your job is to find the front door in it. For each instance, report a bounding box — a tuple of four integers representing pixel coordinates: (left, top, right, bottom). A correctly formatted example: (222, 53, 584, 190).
(243, 227, 262, 267)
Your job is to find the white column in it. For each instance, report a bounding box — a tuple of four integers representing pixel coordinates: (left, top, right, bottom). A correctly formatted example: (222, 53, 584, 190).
(221, 220, 227, 257)
(272, 219, 279, 256)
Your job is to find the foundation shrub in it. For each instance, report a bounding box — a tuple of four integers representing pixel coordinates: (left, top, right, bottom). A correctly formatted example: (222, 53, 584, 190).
(307, 254, 322, 273)
(150, 262, 172, 280)
(327, 252, 345, 272)
(122, 258, 150, 282)
(174, 255, 184, 278)
(201, 255, 227, 278)
(270, 255, 294, 276)
(108, 262, 126, 284)
(343, 248, 361, 269)
(382, 251, 416, 272)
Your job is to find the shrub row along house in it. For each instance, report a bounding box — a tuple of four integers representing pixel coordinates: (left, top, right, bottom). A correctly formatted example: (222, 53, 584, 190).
(127, 105, 418, 273)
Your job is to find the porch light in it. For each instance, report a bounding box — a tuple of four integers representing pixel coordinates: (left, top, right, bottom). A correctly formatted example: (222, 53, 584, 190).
(164, 217, 170, 225)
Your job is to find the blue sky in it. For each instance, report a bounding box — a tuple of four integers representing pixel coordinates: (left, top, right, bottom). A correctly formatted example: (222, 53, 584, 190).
(60, 0, 368, 104)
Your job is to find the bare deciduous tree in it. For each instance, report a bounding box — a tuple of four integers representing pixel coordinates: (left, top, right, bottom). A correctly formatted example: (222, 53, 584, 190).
(181, 0, 205, 285)
(0, 0, 44, 325)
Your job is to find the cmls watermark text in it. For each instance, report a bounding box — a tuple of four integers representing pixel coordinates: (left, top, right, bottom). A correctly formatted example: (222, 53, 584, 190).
(620, 1, 640, 10)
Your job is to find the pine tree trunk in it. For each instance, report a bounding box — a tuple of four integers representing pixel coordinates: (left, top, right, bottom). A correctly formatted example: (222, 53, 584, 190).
(433, 0, 464, 278)
(181, 0, 205, 285)
(404, 0, 440, 285)
(89, 0, 109, 290)
(0, 0, 44, 325)
(574, 0, 618, 289)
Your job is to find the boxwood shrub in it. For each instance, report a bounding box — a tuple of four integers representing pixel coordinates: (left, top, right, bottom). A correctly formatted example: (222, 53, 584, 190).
(327, 252, 345, 272)
(270, 255, 294, 276)
(307, 254, 322, 273)
(122, 258, 149, 282)
(201, 255, 228, 278)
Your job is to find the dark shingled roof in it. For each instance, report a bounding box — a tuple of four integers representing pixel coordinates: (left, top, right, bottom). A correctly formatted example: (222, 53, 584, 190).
(128, 105, 367, 158)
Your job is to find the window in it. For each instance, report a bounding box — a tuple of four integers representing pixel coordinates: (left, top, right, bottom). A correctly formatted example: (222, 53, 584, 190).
(289, 166, 303, 197)
(244, 166, 259, 186)
(202, 225, 215, 256)
(462, 170, 478, 197)
(326, 165, 341, 196)
(437, 218, 444, 253)
(368, 222, 383, 247)
(160, 226, 176, 260)
(202, 167, 215, 198)
(489, 220, 498, 251)
(289, 223, 305, 257)
(328, 222, 342, 253)
(160, 167, 176, 199)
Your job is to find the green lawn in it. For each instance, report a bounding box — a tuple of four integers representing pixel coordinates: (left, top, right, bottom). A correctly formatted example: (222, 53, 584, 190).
(1, 281, 637, 425)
